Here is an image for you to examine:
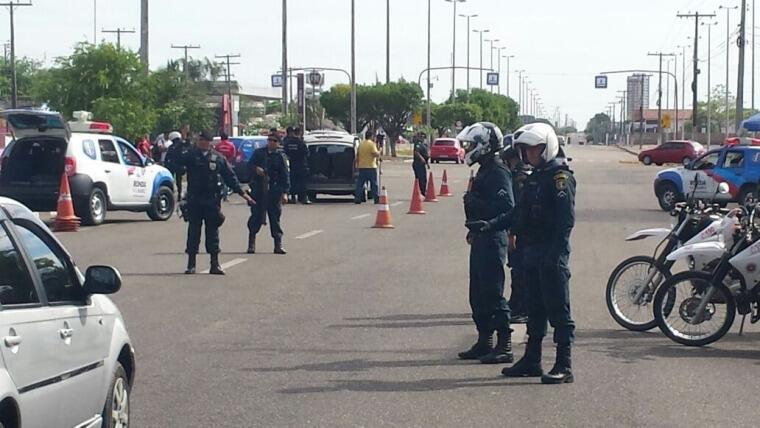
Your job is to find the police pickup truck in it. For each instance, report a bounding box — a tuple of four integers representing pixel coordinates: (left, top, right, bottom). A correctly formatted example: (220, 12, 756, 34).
(654, 144, 760, 211)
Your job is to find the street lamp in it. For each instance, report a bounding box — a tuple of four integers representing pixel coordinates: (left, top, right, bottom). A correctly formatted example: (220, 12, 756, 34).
(472, 29, 489, 89)
(516, 70, 525, 115)
(458, 13, 477, 95)
(719, 4, 738, 139)
(445, 0, 466, 99)
(503, 54, 514, 97)
(494, 46, 504, 95)
(484, 37, 499, 92)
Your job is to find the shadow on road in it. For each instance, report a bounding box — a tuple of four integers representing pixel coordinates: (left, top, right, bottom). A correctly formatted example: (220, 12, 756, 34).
(278, 376, 534, 394)
(345, 313, 470, 322)
(252, 357, 466, 374)
(327, 320, 472, 329)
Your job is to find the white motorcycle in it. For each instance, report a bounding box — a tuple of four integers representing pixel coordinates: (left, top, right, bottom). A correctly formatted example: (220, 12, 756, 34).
(606, 183, 733, 331)
(653, 201, 758, 346)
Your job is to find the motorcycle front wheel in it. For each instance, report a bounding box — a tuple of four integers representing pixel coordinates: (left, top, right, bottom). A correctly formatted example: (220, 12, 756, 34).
(606, 255, 670, 331)
(653, 271, 736, 347)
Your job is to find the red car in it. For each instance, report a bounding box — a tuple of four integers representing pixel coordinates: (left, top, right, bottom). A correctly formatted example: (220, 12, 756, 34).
(638, 140, 706, 166)
(430, 138, 465, 164)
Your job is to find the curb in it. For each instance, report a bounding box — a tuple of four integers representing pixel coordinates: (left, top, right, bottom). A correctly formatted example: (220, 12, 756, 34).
(614, 144, 640, 157)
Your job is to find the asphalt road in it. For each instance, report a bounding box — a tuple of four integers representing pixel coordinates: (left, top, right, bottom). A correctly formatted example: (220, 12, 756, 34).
(54, 145, 760, 428)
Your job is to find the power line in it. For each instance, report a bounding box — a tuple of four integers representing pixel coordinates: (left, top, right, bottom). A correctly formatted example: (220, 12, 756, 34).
(171, 44, 201, 79)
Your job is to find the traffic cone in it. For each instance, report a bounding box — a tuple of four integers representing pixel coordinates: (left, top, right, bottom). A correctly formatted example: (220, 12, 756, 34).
(424, 172, 439, 202)
(439, 169, 453, 196)
(53, 173, 80, 232)
(408, 179, 426, 214)
(372, 187, 395, 229)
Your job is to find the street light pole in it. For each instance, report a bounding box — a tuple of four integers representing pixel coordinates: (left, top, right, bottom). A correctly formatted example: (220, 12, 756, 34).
(504, 55, 514, 98)
(720, 5, 738, 138)
(496, 46, 503, 95)
(2, 1, 32, 109)
(351, 0, 357, 133)
(445, 0, 466, 100)
(459, 13, 477, 96)
(704, 21, 717, 148)
(427, 0, 432, 127)
(282, 0, 288, 116)
(473, 29, 489, 89)
(386, 0, 390, 83)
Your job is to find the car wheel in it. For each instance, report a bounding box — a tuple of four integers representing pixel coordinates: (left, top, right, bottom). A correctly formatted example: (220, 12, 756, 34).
(682, 157, 691, 166)
(642, 156, 652, 165)
(102, 362, 130, 428)
(147, 186, 175, 221)
(79, 187, 107, 226)
(656, 182, 680, 211)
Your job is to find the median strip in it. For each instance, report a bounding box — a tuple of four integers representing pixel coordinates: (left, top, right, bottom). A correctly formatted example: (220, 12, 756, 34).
(295, 229, 324, 239)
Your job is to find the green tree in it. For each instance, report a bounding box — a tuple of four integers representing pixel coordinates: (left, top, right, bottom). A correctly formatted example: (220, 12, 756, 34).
(363, 81, 423, 156)
(432, 103, 482, 136)
(92, 97, 157, 142)
(452, 89, 520, 132)
(320, 84, 352, 128)
(585, 113, 611, 143)
(0, 57, 43, 101)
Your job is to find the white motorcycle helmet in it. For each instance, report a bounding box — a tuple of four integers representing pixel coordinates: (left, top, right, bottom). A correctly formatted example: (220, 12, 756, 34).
(512, 122, 560, 164)
(457, 122, 504, 166)
(167, 131, 183, 142)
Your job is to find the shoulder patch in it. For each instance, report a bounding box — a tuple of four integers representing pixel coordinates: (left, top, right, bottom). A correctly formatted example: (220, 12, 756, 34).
(554, 171, 570, 191)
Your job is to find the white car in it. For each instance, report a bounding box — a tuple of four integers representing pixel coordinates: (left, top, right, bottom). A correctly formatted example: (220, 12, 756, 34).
(0, 110, 176, 225)
(0, 197, 134, 428)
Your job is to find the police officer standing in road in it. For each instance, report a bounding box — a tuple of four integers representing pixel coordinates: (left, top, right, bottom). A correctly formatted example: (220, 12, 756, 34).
(501, 146, 530, 323)
(180, 131, 253, 275)
(247, 133, 290, 255)
(412, 132, 430, 196)
(457, 122, 515, 365)
(283, 126, 311, 204)
(164, 131, 190, 197)
(502, 123, 576, 384)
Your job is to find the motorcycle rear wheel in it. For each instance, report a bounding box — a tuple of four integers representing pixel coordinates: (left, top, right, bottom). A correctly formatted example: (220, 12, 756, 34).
(606, 255, 670, 331)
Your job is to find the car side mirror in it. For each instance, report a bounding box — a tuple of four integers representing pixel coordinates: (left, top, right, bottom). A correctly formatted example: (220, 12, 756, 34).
(718, 182, 730, 195)
(83, 265, 122, 295)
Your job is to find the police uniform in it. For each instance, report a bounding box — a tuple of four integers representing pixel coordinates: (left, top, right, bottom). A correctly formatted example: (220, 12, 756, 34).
(506, 159, 530, 321)
(283, 135, 309, 203)
(247, 146, 290, 253)
(181, 146, 244, 273)
(412, 141, 429, 195)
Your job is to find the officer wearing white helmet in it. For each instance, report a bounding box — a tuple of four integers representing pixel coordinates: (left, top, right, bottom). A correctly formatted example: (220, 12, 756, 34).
(457, 122, 516, 365)
(502, 122, 576, 384)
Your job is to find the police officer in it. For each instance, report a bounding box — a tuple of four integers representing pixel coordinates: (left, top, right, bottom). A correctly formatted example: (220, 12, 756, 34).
(283, 126, 311, 204)
(164, 131, 191, 197)
(247, 133, 290, 255)
(502, 123, 576, 384)
(180, 131, 253, 275)
(501, 146, 530, 323)
(457, 122, 515, 365)
(412, 132, 430, 196)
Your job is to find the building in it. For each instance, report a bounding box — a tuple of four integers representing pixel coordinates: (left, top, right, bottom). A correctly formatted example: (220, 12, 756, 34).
(631, 109, 692, 135)
(626, 74, 650, 120)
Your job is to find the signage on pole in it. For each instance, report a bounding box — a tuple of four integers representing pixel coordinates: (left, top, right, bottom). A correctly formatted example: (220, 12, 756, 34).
(662, 113, 672, 129)
(486, 72, 499, 86)
(271, 74, 284, 88)
(595, 75, 608, 89)
(308, 71, 323, 86)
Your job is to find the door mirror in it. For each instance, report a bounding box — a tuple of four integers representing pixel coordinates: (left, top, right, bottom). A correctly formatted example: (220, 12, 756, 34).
(718, 182, 730, 195)
(83, 265, 122, 295)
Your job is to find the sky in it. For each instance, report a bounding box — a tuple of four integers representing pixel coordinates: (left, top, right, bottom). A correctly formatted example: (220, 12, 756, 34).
(3, 0, 758, 129)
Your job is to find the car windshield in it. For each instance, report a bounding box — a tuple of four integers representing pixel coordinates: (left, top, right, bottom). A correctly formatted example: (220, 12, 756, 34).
(6, 113, 65, 131)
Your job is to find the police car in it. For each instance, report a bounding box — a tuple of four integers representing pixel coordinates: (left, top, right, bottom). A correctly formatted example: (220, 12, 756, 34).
(0, 110, 175, 225)
(653, 144, 760, 211)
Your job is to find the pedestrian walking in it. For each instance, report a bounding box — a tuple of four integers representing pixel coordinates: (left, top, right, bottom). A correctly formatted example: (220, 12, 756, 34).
(501, 146, 530, 323)
(283, 126, 311, 204)
(247, 133, 290, 255)
(412, 132, 430, 196)
(179, 131, 253, 275)
(503, 122, 576, 384)
(354, 130, 380, 204)
(457, 122, 515, 365)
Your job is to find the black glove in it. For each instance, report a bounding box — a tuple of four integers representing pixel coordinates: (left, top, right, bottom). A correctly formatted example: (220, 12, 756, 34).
(465, 220, 491, 233)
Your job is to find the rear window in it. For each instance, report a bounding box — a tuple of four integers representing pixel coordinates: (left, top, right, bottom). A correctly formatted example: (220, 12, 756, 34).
(309, 143, 353, 154)
(434, 140, 456, 146)
(6, 114, 65, 131)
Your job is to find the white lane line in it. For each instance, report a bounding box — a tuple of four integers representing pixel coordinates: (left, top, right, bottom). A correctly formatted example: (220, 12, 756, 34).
(351, 214, 371, 220)
(452, 180, 462, 184)
(390, 201, 403, 207)
(295, 229, 324, 239)
(201, 258, 247, 274)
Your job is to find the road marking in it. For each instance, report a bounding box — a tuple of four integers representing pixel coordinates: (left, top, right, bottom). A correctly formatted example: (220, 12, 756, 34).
(295, 229, 324, 239)
(351, 214, 371, 220)
(201, 258, 247, 274)
(452, 180, 462, 184)
(390, 201, 403, 207)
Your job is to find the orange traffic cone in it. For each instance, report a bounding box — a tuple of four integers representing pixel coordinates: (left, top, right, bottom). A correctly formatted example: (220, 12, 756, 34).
(372, 187, 395, 229)
(439, 169, 453, 196)
(408, 179, 426, 214)
(424, 172, 439, 202)
(53, 173, 80, 232)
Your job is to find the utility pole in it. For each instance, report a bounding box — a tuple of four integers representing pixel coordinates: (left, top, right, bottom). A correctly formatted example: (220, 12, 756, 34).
(496, 46, 504, 95)
(426, 0, 431, 127)
(677, 45, 689, 138)
(445, 0, 466, 100)
(484, 38, 499, 92)
(386, 0, 390, 83)
(704, 21, 718, 148)
(215, 54, 241, 135)
(93, 0, 97, 44)
(282, 0, 288, 116)
(737, 0, 748, 131)
(504, 55, 514, 98)
(473, 29, 489, 89)
(754, 0, 756, 111)
(140, 0, 148, 71)
(459, 13, 476, 96)
(648, 52, 675, 144)
(103, 28, 135, 50)
(517, 71, 525, 115)
(171, 44, 200, 80)
(721, 5, 739, 138)
(1, 1, 32, 109)
(350, 0, 357, 134)
(639, 74, 646, 150)
(677, 11, 715, 139)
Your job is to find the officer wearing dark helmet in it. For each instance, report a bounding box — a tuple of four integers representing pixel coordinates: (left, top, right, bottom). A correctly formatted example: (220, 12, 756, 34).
(457, 122, 515, 365)
(502, 122, 576, 384)
(180, 131, 253, 275)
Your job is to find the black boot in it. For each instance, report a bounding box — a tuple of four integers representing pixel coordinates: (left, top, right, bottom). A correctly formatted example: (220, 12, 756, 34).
(502, 337, 543, 377)
(274, 238, 287, 255)
(209, 254, 225, 275)
(247, 234, 256, 254)
(479, 329, 513, 364)
(184, 254, 196, 275)
(458, 331, 493, 360)
(541, 343, 574, 384)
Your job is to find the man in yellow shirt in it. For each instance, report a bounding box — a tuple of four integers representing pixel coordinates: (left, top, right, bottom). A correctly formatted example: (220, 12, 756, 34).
(355, 130, 381, 204)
